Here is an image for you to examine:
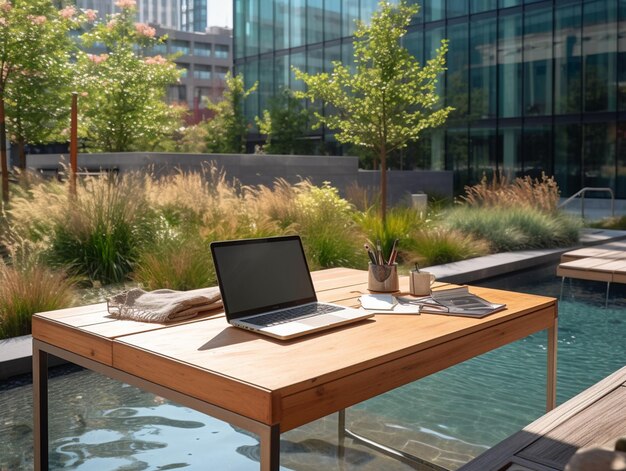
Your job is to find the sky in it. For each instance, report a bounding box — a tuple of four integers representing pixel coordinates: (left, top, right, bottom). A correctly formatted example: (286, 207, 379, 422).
(208, 0, 233, 28)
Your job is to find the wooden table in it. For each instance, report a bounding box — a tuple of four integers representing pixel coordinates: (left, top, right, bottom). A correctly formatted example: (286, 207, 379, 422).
(459, 366, 626, 471)
(32, 268, 558, 471)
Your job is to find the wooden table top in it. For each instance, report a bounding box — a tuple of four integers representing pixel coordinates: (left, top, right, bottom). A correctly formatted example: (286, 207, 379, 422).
(32, 268, 557, 432)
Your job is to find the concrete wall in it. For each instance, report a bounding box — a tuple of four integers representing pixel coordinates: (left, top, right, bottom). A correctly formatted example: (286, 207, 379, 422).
(26, 152, 454, 203)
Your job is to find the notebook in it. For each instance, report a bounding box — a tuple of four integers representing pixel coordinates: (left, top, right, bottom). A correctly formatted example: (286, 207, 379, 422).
(210, 235, 374, 340)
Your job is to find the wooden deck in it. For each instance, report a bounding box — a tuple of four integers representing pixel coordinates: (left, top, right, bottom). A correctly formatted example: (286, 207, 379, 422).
(557, 242, 626, 306)
(459, 365, 626, 471)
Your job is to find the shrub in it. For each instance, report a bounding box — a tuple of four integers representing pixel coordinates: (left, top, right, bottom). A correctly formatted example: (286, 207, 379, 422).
(354, 205, 426, 264)
(589, 216, 626, 231)
(409, 228, 490, 267)
(133, 233, 216, 290)
(146, 165, 282, 241)
(444, 206, 581, 252)
(46, 173, 158, 284)
(295, 182, 363, 269)
(0, 259, 75, 339)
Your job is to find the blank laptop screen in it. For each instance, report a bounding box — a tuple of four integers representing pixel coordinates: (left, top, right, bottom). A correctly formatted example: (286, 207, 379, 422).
(211, 237, 317, 319)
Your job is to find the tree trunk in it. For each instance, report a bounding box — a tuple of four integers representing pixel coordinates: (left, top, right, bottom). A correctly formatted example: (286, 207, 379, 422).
(17, 136, 26, 170)
(0, 96, 8, 205)
(380, 146, 387, 224)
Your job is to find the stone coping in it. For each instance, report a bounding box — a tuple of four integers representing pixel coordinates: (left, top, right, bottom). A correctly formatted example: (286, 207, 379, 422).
(2, 228, 625, 382)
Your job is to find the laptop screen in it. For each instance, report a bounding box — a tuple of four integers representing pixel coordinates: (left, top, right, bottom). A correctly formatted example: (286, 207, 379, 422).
(210, 236, 318, 320)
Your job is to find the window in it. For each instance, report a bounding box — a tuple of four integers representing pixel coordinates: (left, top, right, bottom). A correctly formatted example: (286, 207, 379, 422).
(170, 39, 190, 55)
(215, 66, 229, 81)
(177, 63, 189, 78)
(554, 3, 582, 114)
(195, 87, 212, 107)
(291, 0, 306, 48)
(470, 17, 497, 119)
(260, 0, 273, 53)
(215, 44, 230, 59)
(584, 123, 616, 189)
(245, 0, 259, 56)
(523, 125, 552, 178)
(194, 43, 212, 57)
(583, 0, 617, 112)
(168, 84, 187, 103)
(498, 13, 522, 118)
(324, 0, 341, 42)
(554, 124, 582, 195)
(194, 64, 212, 80)
(524, 7, 553, 116)
(425, 0, 444, 22)
(275, 0, 289, 49)
(307, 0, 324, 45)
(499, 126, 521, 176)
(446, 23, 469, 120)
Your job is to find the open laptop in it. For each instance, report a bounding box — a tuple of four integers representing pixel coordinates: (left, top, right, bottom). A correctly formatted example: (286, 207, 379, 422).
(210, 235, 373, 340)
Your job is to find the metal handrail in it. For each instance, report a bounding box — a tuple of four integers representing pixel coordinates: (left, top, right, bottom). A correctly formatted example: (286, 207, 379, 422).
(558, 187, 615, 219)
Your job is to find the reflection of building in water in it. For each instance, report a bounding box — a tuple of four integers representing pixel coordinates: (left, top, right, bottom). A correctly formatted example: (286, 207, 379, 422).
(235, 1, 626, 198)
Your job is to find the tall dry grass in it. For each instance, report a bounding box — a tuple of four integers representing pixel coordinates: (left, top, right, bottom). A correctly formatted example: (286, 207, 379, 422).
(460, 172, 560, 213)
(0, 258, 75, 339)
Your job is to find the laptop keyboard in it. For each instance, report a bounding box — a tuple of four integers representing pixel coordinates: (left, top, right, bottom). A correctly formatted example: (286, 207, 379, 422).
(244, 303, 344, 327)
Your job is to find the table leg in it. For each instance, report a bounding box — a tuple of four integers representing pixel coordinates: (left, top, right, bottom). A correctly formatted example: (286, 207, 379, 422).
(259, 424, 280, 471)
(547, 318, 558, 412)
(33, 343, 49, 471)
(337, 409, 346, 461)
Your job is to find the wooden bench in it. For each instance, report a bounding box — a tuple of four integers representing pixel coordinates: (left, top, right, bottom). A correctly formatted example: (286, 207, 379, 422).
(557, 243, 626, 307)
(459, 366, 626, 471)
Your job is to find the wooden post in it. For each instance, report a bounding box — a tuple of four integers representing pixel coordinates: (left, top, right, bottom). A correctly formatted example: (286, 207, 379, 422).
(70, 92, 78, 196)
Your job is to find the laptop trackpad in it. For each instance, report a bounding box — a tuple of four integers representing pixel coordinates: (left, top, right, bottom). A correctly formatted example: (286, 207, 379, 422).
(297, 314, 347, 327)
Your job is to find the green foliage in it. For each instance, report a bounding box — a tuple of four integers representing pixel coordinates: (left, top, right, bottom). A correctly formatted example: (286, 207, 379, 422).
(1, 166, 585, 309)
(0, 0, 82, 201)
(295, 183, 363, 269)
(74, 1, 183, 152)
(46, 174, 158, 285)
(0, 259, 75, 339)
(204, 72, 257, 153)
(255, 89, 312, 155)
(589, 216, 626, 230)
(409, 228, 490, 267)
(444, 206, 581, 252)
(134, 233, 216, 290)
(354, 206, 425, 263)
(293, 0, 452, 220)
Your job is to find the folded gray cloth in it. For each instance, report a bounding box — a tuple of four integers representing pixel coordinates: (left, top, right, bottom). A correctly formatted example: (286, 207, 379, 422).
(107, 287, 222, 323)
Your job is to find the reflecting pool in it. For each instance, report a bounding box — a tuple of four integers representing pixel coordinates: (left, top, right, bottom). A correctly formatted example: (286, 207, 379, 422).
(1, 264, 625, 470)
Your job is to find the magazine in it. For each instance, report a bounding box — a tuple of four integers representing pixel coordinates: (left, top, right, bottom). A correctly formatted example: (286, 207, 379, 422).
(396, 286, 506, 318)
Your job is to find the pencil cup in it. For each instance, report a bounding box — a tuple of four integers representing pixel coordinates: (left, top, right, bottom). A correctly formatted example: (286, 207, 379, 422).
(409, 270, 436, 296)
(368, 263, 399, 292)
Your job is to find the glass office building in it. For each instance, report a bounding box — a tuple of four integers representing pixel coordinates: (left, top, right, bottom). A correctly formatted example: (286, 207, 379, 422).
(234, 0, 626, 197)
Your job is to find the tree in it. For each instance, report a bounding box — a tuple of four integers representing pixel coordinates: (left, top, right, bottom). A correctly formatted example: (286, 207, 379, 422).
(203, 72, 257, 154)
(0, 0, 79, 203)
(293, 1, 453, 222)
(255, 88, 312, 155)
(74, 0, 183, 152)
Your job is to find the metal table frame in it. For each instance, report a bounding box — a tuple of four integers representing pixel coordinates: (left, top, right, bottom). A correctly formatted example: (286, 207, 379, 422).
(33, 316, 557, 471)
(33, 340, 280, 471)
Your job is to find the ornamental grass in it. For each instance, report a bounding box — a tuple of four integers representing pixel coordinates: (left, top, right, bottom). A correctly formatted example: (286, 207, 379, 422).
(0, 258, 75, 339)
(461, 172, 561, 214)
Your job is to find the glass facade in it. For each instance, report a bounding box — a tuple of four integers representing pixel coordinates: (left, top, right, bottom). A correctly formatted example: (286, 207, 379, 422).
(234, 0, 626, 197)
(181, 0, 208, 32)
